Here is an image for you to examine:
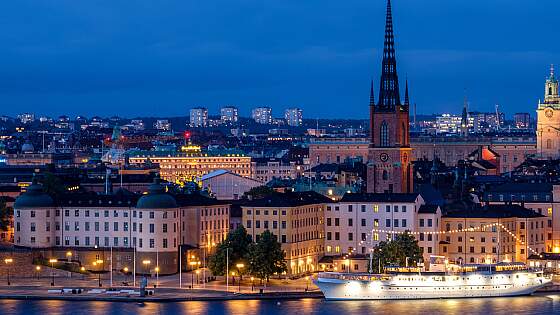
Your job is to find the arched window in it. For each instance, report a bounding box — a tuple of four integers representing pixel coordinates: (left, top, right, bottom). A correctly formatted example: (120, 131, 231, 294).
(458, 223, 463, 231)
(380, 121, 389, 147)
(549, 86, 553, 96)
(446, 223, 451, 232)
(547, 139, 552, 149)
(382, 170, 388, 180)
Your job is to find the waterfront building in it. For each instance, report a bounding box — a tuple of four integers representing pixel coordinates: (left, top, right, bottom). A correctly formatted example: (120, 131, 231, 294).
(441, 205, 550, 264)
(13, 177, 231, 275)
(241, 191, 331, 275)
(324, 193, 427, 256)
(284, 108, 303, 127)
(537, 65, 560, 159)
(189, 107, 208, 127)
(366, 0, 413, 193)
(220, 106, 238, 124)
(251, 107, 272, 124)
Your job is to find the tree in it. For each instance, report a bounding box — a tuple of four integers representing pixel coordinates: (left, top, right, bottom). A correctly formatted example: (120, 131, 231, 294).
(208, 226, 252, 276)
(0, 199, 13, 231)
(370, 232, 423, 271)
(248, 230, 287, 282)
(242, 186, 276, 200)
(41, 172, 66, 198)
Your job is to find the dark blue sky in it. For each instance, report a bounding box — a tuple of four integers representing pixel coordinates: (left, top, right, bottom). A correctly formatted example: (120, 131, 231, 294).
(0, 0, 558, 119)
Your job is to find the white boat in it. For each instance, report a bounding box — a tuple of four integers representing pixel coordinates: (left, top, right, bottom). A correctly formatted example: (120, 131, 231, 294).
(314, 262, 551, 300)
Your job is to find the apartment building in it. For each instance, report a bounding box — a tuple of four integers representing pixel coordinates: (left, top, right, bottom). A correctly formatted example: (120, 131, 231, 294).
(241, 191, 331, 275)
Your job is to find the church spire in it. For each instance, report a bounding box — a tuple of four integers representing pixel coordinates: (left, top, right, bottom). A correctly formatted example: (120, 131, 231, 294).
(369, 80, 375, 106)
(404, 78, 409, 107)
(377, 0, 401, 110)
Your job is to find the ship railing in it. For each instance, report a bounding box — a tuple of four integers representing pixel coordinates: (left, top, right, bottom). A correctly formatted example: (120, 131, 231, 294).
(317, 272, 390, 281)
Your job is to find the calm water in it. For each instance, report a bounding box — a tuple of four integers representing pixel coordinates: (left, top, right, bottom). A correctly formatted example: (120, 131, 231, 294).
(2, 294, 560, 315)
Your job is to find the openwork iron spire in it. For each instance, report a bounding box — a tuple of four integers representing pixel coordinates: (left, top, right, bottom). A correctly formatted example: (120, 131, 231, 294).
(369, 80, 375, 106)
(377, 0, 401, 110)
(404, 79, 409, 107)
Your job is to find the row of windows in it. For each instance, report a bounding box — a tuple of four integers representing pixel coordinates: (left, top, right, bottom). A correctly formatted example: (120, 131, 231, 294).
(24, 235, 177, 249)
(326, 204, 409, 213)
(19, 209, 178, 220)
(19, 221, 177, 234)
(246, 220, 287, 229)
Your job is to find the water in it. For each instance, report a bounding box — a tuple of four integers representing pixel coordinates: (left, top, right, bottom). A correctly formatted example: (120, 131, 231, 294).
(2, 294, 560, 315)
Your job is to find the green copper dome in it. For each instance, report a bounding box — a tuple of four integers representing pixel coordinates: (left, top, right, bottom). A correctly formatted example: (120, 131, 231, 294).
(136, 177, 177, 209)
(14, 177, 54, 208)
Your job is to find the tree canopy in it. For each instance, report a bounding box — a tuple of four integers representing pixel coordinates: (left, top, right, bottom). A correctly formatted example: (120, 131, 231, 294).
(242, 185, 276, 200)
(0, 199, 13, 231)
(248, 230, 287, 281)
(371, 232, 423, 271)
(208, 226, 252, 276)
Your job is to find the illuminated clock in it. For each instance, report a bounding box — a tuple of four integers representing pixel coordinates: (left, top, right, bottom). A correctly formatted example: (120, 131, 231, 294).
(545, 108, 554, 118)
(380, 153, 389, 162)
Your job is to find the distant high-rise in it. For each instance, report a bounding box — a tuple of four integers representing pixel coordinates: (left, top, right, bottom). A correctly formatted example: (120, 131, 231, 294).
(17, 113, 35, 124)
(284, 108, 303, 127)
(154, 119, 171, 131)
(514, 113, 530, 129)
(190, 107, 208, 127)
(252, 107, 272, 124)
(220, 106, 238, 124)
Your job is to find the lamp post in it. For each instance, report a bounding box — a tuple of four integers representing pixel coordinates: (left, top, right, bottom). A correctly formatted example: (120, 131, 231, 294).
(142, 260, 151, 287)
(189, 261, 197, 289)
(93, 259, 103, 287)
(251, 276, 254, 292)
(35, 265, 41, 280)
(80, 266, 86, 280)
(236, 263, 244, 293)
(49, 259, 57, 286)
(66, 251, 72, 278)
(155, 266, 160, 288)
(124, 267, 129, 285)
(305, 276, 310, 292)
(195, 270, 200, 285)
(4, 258, 13, 285)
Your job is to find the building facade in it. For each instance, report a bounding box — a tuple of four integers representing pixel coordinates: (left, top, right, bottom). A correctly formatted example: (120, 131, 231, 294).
(537, 65, 560, 159)
(220, 106, 238, 124)
(190, 107, 208, 127)
(284, 108, 303, 127)
(251, 107, 272, 124)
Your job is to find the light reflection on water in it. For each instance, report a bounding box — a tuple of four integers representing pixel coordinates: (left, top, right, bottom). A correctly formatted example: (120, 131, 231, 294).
(2, 294, 560, 315)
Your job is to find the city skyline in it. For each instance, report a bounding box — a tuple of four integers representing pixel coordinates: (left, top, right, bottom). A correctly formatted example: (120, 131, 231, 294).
(1, 0, 560, 118)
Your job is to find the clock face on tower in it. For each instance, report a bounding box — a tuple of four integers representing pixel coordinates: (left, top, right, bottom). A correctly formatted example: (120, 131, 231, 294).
(545, 108, 554, 118)
(380, 153, 389, 162)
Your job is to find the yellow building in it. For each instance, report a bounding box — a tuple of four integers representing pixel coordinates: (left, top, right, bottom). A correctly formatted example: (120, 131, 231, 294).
(128, 150, 252, 184)
(241, 191, 332, 275)
(441, 205, 550, 264)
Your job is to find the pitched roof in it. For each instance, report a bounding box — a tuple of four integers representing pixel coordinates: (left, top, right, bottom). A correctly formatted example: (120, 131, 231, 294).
(418, 204, 439, 214)
(243, 191, 332, 207)
(486, 183, 553, 193)
(340, 193, 419, 203)
(444, 204, 545, 219)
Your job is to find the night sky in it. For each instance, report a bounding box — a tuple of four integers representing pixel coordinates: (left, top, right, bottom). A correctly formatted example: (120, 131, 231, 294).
(0, 0, 558, 119)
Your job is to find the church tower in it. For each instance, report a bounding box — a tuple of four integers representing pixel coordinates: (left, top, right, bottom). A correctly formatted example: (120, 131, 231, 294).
(367, 0, 413, 193)
(537, 64, 560, 159)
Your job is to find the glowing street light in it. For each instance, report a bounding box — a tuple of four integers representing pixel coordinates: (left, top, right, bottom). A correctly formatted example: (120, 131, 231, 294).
(4, 258, 13, 285)
(155, 266, 160, 288)
(49, 259, 57, 286)
(236, 263, 244, 292)
(251, 276, 255, 291)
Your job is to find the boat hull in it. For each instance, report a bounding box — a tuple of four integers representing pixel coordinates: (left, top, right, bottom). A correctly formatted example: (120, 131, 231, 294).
(315, 273, 551, 300)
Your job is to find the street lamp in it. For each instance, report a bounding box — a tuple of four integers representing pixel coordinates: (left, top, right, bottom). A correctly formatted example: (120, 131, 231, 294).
(250, 276, 254, 291)
(4, 258, 13, 285)
(35, 265, 41, 280)
(49, 259, 57, 286)
(305, 276, 310, 291)
(80, 266, 86, 280)
(195, 270, 200, 285)
(189, 261, 197, 289)
(155, 266, 160, 288)
(236, 263, 244, 292)
(93, 259, 103, 287)
(66, 251, 72, 260)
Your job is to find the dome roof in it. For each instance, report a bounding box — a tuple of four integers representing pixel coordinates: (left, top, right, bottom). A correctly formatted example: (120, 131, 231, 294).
(136, 178, 177, 209)
(21, 141, 34, 153)
(14, 177, 54, 208)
